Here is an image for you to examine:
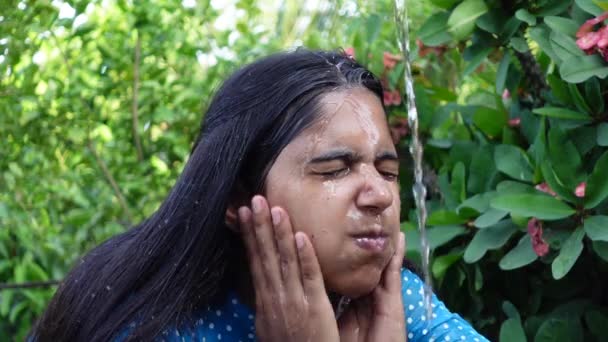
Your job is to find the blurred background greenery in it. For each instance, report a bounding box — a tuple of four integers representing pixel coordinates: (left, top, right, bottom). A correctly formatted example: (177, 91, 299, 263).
(2, 0, 608, 341)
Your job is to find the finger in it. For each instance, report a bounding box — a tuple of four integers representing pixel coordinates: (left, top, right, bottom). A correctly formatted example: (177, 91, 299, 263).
(294, 232, 326, 298)
(251, 195, 283, 291)
(271, 207, 303, 293)
(383, 232, 406, 292)
(239, 206, 267, 295)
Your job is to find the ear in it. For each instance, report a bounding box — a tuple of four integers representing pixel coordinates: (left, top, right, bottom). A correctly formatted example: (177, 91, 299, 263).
(225, 204, 240, 233)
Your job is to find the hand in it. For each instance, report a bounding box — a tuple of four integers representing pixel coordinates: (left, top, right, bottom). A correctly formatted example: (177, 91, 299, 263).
(337, 232, 406, 342)
(239, 195, 340, 342)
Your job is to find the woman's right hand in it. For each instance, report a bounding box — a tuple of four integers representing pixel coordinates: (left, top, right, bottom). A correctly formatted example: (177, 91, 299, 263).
(239, 195, 340, 342)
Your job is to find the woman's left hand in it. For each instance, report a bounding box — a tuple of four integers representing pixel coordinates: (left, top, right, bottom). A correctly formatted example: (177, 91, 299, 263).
(337, 232, 406, 342)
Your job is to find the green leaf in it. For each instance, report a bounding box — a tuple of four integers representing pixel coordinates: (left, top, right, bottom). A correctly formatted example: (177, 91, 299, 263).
(593, 240, 608, 261)
(427, 210, 468, 225)
(552, 227, 585, 279)
(500, 318, 527, 342)
(429, 0, 460, 9)
(515, 9, 536, 25)
(540, 161, 579, 204)
(568, 83, 593, 115)
(532, 107, 591, 120)
(463, 46, 493, 77)
(474, 208, 509, 228)
(496, 51, 511, 94)
(544, 16, 579, 37)
(547, 74, 572, 105)
(496, 180, 536, 194)
(537, 0, 572, 16)
(491, 193, 575, 220)
(584, 77, 604, 115)
(464, 220, 517, 263)
(585, 150, 608, 208)
(585, 310, 608, 340)
(365, 14, 382, 46)
(509, 37, 529, 52)
(432, 252, 463, 279)
(451, 162, 466, 203)
(534, 317, 584, 342)
(584, 215, 608, 241)
(560, 55, 608, 84)
(597, 123, 608, 146)
(494, 144, 535, 182)
(547, 126, 584, 191)
(458, 191, 497, 214)
(550, 31, 586, 63)
(447, 0, 489, 40)
(473, 106, 507, 137)
(529, 26, 560, 62)
(575, 0, 605, 15)
(502, 301, 521, 320)
(404, 225, 467, 252)
(499, 235, 538, 270)
(419, 12, 453, 47)
(594, 0, 608, 10)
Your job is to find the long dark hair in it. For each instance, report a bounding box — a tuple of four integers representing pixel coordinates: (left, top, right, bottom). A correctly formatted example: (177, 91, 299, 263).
(29, 49, 384, 341)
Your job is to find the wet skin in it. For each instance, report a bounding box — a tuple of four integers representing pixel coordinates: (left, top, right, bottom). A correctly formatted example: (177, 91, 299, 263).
(263, 87, 401, 299)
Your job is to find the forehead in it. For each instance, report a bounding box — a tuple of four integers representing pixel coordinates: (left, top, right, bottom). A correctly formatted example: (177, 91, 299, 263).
(292, 88, 392, 154)
(280, 88, 395, 161)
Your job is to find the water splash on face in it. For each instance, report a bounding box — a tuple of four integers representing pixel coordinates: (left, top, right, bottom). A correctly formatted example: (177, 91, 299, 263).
(351, 98, 380, 147)
(322, 180, 338, 197)
(347, 210, 363, 221)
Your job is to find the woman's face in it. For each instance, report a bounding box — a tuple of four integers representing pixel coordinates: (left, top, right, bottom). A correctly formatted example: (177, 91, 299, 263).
(264, 87, 401, 298)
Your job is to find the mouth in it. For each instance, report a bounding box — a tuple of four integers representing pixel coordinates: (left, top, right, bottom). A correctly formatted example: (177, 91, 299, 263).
(351, 232, 389, 253)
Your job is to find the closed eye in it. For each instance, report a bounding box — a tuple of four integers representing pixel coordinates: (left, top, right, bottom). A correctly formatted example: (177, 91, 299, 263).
(318, 167, 350, 178)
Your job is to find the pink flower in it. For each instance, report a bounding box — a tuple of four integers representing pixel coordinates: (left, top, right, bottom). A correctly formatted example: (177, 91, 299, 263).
(527, 218, 549, 257)
(576, 12, 608, 61)
(344, 47, 355, 59)
(508, 118, 521, 127)
(577, 31, 600, 50)
(576, 12, 608, 38)
(597, 26, 608, 48)
(502, 89, 511, 100)
(383, 89, 402, 106)
(575, 182, 586, 198)
(383, 52, 401, 70)
(535, 182, 557, 197)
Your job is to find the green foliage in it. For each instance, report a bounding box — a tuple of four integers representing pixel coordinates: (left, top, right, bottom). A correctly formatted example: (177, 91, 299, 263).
(403, 0, 608, 340)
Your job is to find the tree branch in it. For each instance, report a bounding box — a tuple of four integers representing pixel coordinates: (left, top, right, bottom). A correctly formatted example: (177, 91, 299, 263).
(132, 29, 144, 161)
(87, 139, 134, 224)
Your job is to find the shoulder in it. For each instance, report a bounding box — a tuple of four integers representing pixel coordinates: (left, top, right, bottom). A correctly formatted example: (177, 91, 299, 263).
(400, 268, 490, 342)
(157, 293, 256, 342)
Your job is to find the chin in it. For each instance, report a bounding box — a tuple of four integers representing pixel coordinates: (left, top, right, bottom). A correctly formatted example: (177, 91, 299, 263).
(330, 266, 383, 299)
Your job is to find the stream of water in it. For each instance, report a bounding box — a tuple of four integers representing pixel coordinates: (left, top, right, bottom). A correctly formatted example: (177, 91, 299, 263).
(394, 0, 433, 323)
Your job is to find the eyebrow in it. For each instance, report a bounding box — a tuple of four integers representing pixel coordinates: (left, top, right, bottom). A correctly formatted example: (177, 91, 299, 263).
(307, 149, 398, 164)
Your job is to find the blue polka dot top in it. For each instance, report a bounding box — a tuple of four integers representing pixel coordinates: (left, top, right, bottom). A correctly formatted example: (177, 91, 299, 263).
(121, 268, 490, 341)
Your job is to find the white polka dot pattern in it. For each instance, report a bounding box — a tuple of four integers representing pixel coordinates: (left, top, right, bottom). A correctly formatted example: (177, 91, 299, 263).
(135, 268, 490, 341)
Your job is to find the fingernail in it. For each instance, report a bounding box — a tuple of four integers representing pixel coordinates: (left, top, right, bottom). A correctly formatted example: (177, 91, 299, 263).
(271, 207, 281, 225)
(252, 196, 263, 213)
(295, 232, 305, 249)
(238, 207, 250, 221)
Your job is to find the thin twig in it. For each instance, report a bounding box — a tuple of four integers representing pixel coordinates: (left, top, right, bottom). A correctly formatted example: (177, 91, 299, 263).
(87, 139, 134, 223)
(0, 280, 61, 290)
(132, 30, 144, 161)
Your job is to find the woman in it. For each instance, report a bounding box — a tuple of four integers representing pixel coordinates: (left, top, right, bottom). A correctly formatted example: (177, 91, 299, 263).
(30, 50, 489, 341)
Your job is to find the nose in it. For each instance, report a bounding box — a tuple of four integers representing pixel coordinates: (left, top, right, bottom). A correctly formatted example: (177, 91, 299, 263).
(355, 166, 394, 215)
